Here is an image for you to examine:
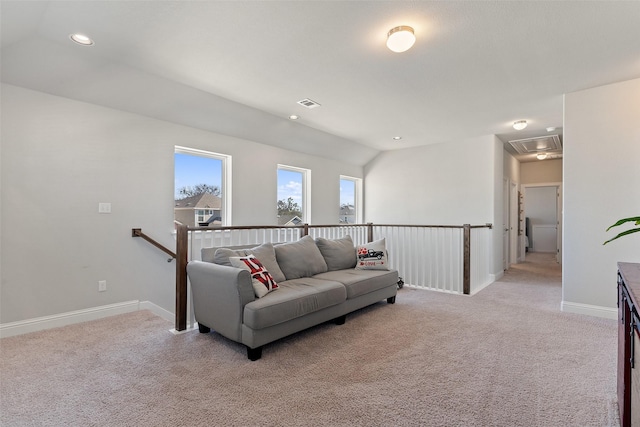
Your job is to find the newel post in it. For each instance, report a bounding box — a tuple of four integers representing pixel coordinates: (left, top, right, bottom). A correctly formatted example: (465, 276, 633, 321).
(302, 223, 309, 237)
(463, 224, 471, 295)
(175, 222, 189, 331)
(367, 223, 374, 243)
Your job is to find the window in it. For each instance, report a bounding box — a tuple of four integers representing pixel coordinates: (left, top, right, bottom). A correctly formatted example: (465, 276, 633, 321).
(174, 146, 231, 227)
(340, 176, 361, 224)
(277, 165, 310, 225)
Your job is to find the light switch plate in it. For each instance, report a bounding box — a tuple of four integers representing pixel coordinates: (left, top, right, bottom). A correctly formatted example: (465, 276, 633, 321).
(98, 203, 111, 214)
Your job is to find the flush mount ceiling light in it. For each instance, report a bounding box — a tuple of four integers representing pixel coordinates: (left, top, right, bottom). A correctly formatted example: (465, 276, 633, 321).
(513, 120, 527, 130)
(546, 127, 556, 132)
(392, 136, 402, 141)
(386, 26, 415, 53)
(289, 115, 299, 120)
(69, 33, 94, 46)
(536, 153, 548, 160)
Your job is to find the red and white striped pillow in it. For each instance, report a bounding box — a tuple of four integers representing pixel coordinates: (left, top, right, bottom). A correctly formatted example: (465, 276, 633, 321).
(229, 255, 279, 298)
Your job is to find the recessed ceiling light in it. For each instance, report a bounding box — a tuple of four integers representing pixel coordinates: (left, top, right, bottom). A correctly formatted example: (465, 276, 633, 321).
(69, 33, 94, 46)
(513, 120, 527, 130)
(546, 127, 556, 132)
(392, 136, 402, 140)
(289, 115, 299, 120)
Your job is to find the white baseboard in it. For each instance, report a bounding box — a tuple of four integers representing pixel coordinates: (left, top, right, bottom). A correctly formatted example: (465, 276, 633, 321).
(561, 301, 617, 320)
(139, 300, 174, 322)
(491, 271, 505, 282)
(0, 300, 175, 338)
(470, 280, 493, 295)
(468, 273, 500, 296)
(0, 301, 139, 338)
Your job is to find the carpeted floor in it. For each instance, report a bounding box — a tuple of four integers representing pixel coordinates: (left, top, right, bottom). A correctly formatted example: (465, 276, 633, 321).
(0, 253, 619, 426)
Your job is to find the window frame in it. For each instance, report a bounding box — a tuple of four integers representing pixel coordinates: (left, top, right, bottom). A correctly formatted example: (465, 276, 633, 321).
(174, 146, 232, 226)
(277, 164, 311, 224)
(339, 175, 362, 224)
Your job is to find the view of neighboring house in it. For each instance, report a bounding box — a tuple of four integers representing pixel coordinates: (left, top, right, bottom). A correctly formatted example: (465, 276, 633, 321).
(277, 214, 303, 226)
(174, 193, 222, 227)
(339, 205, 355, 224)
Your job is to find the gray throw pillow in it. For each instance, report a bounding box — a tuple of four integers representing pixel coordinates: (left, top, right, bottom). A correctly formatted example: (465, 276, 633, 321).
(315, 235, 357, 271)
(212, 248, 245, 266)
(274, 235, 328, 280)
(244, 242, 286, 283)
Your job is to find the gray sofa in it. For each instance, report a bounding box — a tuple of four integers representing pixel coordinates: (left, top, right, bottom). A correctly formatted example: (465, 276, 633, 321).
(186, 235, 398, 360)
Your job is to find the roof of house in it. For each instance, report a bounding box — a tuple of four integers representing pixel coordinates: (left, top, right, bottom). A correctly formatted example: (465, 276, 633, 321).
(277, 214, 303, 226)
(340, 205, 355, 216)
(174, 193, 221, 209)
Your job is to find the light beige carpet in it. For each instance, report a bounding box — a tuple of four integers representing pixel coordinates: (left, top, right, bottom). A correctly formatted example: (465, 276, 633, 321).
(0, 253, 619, 426)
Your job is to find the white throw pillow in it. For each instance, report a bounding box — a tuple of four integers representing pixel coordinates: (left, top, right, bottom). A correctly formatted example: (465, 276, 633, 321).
(229, 255, 279, 298)
(355, 238, 390, 270)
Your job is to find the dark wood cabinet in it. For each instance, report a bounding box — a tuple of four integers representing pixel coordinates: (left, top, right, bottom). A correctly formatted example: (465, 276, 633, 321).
(618, 262, 640, 427)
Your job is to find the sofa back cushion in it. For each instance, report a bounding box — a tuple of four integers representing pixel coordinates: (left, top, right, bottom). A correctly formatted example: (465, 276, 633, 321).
(275, 235, 328, 280)
(211, 248, 246, 266)
(315, 235, 357, 271)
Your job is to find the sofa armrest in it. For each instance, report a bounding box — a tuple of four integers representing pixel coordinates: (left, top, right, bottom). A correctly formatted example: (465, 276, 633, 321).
(187, 260, 255, 342)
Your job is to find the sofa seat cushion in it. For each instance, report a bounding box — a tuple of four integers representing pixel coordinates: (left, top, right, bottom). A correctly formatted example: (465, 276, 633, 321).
(243, 278, 346, 330)
(313, 269, 398, 299)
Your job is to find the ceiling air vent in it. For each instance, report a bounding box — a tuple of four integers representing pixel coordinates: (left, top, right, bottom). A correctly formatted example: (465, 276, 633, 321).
(508, 134, 562, 154)
(297, 98, 321, 109)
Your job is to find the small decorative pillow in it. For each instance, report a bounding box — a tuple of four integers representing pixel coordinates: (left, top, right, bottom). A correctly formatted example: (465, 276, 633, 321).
(355, 238, 390, 270)
(244, 242, 286, 283)
(229, 255, 279, 298)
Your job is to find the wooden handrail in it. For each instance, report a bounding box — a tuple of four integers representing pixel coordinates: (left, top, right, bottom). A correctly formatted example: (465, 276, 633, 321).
(132, 228, 176, 261)
(183, 222, 493, 231)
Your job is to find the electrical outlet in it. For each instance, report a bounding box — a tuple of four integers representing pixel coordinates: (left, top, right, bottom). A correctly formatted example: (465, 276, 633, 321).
(98, 280, 107, 292)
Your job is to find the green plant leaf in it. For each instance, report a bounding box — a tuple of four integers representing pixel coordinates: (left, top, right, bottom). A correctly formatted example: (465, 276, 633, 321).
(606, 216, 640, 232)
(603, 227, 640, 245)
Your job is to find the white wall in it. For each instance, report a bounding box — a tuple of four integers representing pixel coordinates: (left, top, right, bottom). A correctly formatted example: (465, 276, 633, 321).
(503, 151, 520, 184)
(364, 135, 504, 276)
(521, 159, 562, 184)
(526, 187, 557, 226)
(563, 78, 640, 317)
(0, 84, 363, 324)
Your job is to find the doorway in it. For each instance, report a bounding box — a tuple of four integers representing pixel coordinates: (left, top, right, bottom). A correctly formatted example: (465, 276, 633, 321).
(522, 183, 562, 263)
(503, 178, 520, 271)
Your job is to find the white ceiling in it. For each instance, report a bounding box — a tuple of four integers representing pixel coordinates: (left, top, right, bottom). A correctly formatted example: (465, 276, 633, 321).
(2, 1, 640, 165)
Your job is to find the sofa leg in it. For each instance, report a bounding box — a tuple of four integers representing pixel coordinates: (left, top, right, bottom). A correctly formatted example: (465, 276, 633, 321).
(247, 346, 263, 361)
(198, 323, 210, 333)
(334, 315, 346, 325)
(387, 296, 396, 304)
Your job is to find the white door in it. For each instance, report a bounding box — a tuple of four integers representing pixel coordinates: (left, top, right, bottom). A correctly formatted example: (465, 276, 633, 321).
(525, 186, 558, 254)
(510, 182, 519, 264)
(556, 186, 562, 264)
(503, 178, 509, 270)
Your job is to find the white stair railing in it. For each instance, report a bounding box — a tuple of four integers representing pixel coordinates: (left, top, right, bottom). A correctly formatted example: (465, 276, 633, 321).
(169, 222, 493, 332)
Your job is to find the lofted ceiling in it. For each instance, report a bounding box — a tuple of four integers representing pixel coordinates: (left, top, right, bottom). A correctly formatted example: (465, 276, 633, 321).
(2, 1, 640, 166)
